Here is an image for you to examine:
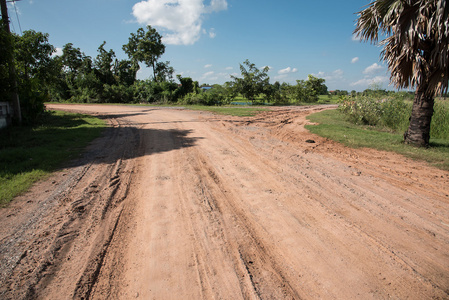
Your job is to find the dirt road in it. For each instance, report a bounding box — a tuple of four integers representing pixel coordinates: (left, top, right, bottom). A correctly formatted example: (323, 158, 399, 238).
(1, 104, 448, 299)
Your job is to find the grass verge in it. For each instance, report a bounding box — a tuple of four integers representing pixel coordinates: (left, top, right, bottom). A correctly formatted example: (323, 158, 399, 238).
(185, 105, 268, 117)
(0, 111, 106, 207)
(305, 109, 449, 170)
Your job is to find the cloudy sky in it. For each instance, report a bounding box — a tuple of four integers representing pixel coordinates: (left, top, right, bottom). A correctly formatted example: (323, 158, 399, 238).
(8, 0, 400, 91)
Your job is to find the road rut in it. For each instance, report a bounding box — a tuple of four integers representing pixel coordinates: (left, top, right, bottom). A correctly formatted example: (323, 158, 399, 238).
(1, 104, 448, 299)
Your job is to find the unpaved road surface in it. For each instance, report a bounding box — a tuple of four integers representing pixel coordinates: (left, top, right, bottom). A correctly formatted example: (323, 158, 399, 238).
(1, 104, 449, 299)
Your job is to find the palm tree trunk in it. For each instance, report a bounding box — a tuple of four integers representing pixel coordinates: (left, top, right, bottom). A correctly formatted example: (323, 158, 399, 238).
(404, 82, 434, 147)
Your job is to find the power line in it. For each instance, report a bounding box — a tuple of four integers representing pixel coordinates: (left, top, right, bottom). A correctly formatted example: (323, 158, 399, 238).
(11, 0, 21, 35)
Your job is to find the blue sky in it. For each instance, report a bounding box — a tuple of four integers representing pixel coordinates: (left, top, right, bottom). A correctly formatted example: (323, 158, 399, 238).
(8, 0, 397, 91)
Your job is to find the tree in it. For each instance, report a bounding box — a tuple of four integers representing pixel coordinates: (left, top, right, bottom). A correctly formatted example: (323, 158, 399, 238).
(306, 75, 327, 95)
(57, 43, 95, 101)
(12, 30, 58, 122)
(60, 43, 86, 74)
(354, 0, 449, 147)
(231, 59, 270, 101)
(293, 79, 317, 103)
(176, 75, 194, 98)
(154, 61, 174, 82)
(13, 30, 56, 84)
(123, 26, 165, 82)
(94, 41, 115, 86)
(114, 59, 137, 87)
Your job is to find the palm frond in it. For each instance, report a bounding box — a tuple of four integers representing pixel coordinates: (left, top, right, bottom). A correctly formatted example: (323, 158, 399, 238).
(355, 0, 449, 96)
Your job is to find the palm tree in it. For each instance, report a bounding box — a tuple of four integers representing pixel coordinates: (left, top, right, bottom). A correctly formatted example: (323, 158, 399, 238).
(354, 0, 449, 147)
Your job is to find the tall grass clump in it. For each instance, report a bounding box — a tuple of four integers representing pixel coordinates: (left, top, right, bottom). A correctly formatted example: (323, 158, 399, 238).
(339, 96, 449, 139)
(339, 96, 411, 132)
(431, 100, 449, 139)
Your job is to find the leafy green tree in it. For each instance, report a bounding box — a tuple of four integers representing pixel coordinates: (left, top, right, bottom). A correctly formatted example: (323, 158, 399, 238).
(123, 26, 165, 81)
(13, 30, 56, 84)
(306, 75, 327, 95)
(114, 59, 137, 87)
(293, 79, 317, 103)
(12, 30, 58, 122)
(289, 75, 326, 103)
(60, 43, 87, 75)
(354, 0, 449, 147)
(231, 59, 270, 102)
(57, 43, 94, 100)
(176, 75, 194, 98)
(154, 61, 174, 82)
(94, 41, 116, 86)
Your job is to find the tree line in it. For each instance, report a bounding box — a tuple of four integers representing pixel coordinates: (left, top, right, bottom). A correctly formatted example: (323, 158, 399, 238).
(1, 24, 332, 124)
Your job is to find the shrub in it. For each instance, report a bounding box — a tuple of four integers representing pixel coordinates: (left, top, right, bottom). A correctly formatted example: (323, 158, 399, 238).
(339, 95, 449, 140)
(338, 96, 383, 126)
(431, 101, 449, 139)
(339, 96, 411, 130)
(378, 97, 411, 132)
(179, 91, 223, 106)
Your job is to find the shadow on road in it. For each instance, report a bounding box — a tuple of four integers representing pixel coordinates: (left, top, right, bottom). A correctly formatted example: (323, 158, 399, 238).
(68, 124, 202, 169)
(0, 117, 202, 185)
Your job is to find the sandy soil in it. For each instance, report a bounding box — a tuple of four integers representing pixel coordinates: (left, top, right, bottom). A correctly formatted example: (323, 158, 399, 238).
(0, 104, 448, 299)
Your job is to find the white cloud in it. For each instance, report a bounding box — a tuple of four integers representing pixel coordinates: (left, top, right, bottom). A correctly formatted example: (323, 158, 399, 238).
(132, 0, 228, 45)
(312, 69, 344, 81)
(333, 69, 344, 77)
(208, 28, 216, 38)
(225, 66, 233, 70)
(278, 67, 298, 74)
(350, 75, 389, 87)
(201, 70, 230, 82)
(351, 57, 359, 64)
(206, 0, 228, 12)
(52, 47, 63, 57)
(204, 64, 213, 68)
(352, 35, 361, 42)
(202, 71, 215, 78)
(273, 74, 288, 81)
(363, 63, 383, 75)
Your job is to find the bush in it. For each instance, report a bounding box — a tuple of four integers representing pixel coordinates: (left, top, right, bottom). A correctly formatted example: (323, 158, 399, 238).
(339, 96, 411, 131)
(179, 90, 223, 106)
(19, 77, 48, 125)
(431, 101, 449, 139)
(378, 97, 411, 132)
(338, 96, 384, 126)
(178, 85, 235, 106)
(339, 95, 449, 139)
(131, 80, 178, 103)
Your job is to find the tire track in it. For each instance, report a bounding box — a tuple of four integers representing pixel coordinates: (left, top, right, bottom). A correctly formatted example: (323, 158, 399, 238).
(2, 104, 447, 299)
(0, 116, 140, 299)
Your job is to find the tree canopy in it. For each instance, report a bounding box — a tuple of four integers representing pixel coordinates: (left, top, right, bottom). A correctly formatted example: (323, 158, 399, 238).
(231, 59, 270, 101)
(122, 25, 165, 82)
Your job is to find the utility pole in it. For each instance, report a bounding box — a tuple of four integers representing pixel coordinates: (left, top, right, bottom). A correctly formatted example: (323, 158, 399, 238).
(1, 0, 21, 124)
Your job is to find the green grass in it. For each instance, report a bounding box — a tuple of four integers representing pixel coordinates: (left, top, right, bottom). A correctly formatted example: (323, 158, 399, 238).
(306, 109, 449, 170)
(317, 95, 340, 104)
(185, 105, 268, 117)
(0, 111, 107, 206)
